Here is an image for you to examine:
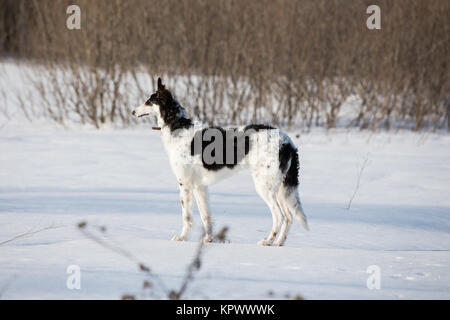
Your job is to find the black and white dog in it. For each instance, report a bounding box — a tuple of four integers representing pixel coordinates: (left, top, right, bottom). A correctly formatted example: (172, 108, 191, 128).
(132, 78, 308, 246)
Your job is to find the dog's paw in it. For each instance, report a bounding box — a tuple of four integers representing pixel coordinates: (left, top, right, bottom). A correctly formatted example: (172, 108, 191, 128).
(272, 241, 284, 247)
(257, 239, 272, 246)
(201, 235, 213, 243)
(171, 235, 185, 241)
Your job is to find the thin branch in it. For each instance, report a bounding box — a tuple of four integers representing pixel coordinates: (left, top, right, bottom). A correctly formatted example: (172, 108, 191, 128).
(169, 226, 228, 300)
(78, 221, 228, 300)
(0, 225, 60, 246)
(346, 153, 370, 210)
(77, 221, 168, 295)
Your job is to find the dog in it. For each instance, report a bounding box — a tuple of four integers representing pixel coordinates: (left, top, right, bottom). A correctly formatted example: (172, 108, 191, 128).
(132, 78, 308, 246)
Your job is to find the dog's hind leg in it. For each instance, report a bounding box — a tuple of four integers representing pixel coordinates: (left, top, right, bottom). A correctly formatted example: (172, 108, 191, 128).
(257, 195, 284, 246)
(252, 174, 283, 246)
(193, 185, 213, 243)
(273, 187, 293, 246)
(172, 184, 194, 241)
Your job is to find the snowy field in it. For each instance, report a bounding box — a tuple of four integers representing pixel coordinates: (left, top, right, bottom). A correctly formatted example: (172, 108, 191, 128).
(0, 59, 449, 300)
(1, 113, 449, 300)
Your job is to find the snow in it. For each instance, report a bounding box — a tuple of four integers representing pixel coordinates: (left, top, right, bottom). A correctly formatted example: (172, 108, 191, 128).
(1, 120, 449, 300)
(0, 61, 449, 300)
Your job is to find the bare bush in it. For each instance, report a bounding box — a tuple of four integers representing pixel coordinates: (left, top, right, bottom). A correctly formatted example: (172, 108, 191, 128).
(0, 0, 448, 130)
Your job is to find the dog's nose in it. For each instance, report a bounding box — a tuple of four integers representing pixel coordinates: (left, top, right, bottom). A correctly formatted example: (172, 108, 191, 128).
(132, 110, 136, 116)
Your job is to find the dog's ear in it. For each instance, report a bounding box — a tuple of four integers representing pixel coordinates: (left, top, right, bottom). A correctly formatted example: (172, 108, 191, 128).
(157, 77, 165, 91)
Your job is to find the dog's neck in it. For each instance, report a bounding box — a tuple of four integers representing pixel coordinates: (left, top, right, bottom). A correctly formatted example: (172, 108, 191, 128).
(155, 99, 193, 133)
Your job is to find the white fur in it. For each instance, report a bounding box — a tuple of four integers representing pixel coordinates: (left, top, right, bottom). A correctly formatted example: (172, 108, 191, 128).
(132, 101, 308, 246)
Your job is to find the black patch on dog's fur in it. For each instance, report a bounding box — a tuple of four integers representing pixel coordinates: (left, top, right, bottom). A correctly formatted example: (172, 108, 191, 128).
(190, 127, 252, 171)
(160, 104, 193, 132)
(279, 143, 299, 187)
(191, 124, 277, 171)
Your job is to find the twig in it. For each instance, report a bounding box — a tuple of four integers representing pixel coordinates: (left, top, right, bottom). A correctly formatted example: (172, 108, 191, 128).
(169, 226, 228, 300)
(0, 225, 60, 246)
(77, 221, 168, 295)
(346, 153, 370, 210)
(78, 220, 228, 300)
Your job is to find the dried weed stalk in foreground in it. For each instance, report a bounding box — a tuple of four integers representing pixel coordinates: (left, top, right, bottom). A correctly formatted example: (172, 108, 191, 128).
(78, 221, 230, 300)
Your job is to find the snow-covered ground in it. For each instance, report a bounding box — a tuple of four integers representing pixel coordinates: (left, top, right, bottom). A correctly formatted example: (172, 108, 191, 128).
(0, 58, 448, 300)
(1, 114, 449, 299)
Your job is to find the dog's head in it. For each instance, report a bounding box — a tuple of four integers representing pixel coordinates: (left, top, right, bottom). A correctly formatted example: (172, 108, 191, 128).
(132, 77, 173, 118)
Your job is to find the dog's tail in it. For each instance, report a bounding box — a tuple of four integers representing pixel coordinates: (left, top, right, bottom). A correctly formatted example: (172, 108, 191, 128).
(279, 142, 309, 231)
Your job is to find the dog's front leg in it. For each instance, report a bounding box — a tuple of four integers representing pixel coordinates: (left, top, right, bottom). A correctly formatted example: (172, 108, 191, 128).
(193, 185, 213, 243)
(172, 184, 193, 241)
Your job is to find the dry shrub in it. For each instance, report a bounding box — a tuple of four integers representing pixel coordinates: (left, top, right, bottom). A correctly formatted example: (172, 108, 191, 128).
(0, 0, 448, 130)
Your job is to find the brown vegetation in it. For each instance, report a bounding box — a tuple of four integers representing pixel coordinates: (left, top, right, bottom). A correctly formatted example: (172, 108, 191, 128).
(0, 0, 448, 130)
